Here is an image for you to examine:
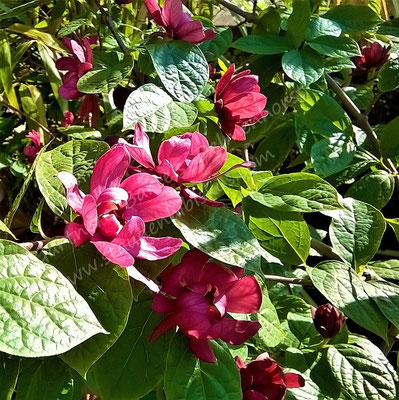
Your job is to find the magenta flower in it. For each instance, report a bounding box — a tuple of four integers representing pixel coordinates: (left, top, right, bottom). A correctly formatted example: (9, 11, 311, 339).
(235, 353, 305, 400)
(123, 125, 228, 206)
(144, 0, 216, 44)
(151, 249, 262, 362)
(215, 64, 267, 141)
(78, 94, 99, 128)
(56, 36, 97, 100)
(62, 110, 75, 127)
(57, 144, 183, 291)
(24, 130, 42, 163)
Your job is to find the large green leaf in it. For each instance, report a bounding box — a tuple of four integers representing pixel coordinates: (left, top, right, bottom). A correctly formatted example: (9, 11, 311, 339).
(327, 344, 397, 400)
(323, 5, 382, 33)
(146, 41, 208, 102)
(0, 240, 106, 357)
(326, 198, 386, 270)
(345, 171, 394, 209)
(286, 0, 311, 46)
(39, 239, 132, 378)
(199, 27, 232, 61)
(243, 198, 310, 265)
(122, 83, 197, 132)
(282, 48, 324, 87)
(378, 59, 399, 93)
(172, 203, 262, 272)
(87, 300, 171, 400)
(77, 55, 132, 94)
(248, 172, 342, 213)
(35, 140, 108, 219)
(308, 36, 360, 58)
(380, 115, 399, 158)
(311, 132, 356, 177)
(307, 17, 342, 40)
(164, 335, 242, 400)
(232, 34, 295, 55)
(368, 259, 399, 280)
(308, 261, 388, 340)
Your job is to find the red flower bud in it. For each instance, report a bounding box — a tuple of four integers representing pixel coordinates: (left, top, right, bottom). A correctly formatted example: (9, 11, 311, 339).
(312, 304, 345, 339)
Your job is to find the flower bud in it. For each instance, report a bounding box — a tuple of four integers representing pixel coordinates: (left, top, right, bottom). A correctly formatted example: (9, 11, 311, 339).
(312, 304, 345, 339)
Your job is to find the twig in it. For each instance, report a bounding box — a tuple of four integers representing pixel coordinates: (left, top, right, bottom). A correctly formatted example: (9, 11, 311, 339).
(326, 75, 399, 186)
(93, 0, 129, 55)
(310, 238, 342, 261)
(20, 238, 54, 251)
(215, 0, 258, 22)
(264, 274, 313, 286)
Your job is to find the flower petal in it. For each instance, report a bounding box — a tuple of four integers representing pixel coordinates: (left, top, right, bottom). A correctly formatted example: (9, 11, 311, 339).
(112, 216, 145, 246)
(125, 265, 160, 292)
(97, 187, 129, 205)
(124, 124, 155, 169)
(65, 222, 91, 246)
(175, 311, 211, 339)
(82, 194, 98, 235)
(153, 293, 175, 314)
(90, 144, 130, 200)
(285, 373, 305, 389)
(209, 319, 261, 344)
(157, 136, 191, 172)
(225, 276, 262, 314)
(215, 64, 235, 101)
(57, 171, 85, 214)
(150, 315, 176, 342)
(92, 240, 134, 266)
(126, 236, 182, 261)
(188, 338, 216, 363)
(144, 0, 167, 27)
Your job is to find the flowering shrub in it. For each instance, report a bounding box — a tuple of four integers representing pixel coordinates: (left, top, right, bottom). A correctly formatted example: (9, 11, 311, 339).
(1, 0, 399, 399)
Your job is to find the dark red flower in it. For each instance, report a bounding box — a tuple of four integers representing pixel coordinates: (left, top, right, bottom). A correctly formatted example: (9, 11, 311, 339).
(353, 42, 390, 82)
(144, 0, 216, 44)
(214, 64, 267, 141)
(61, 110, 75, 127)
(312, 303, 345, 339)
(151, 249, 262, 362)
(24, 130, 42, 163)
(78, 95, 100, 128)
(56, 36, 98, 100)
(236, 353, 305, 400)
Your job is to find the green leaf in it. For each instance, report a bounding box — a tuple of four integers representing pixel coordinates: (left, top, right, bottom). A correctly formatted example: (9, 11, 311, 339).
(308, 36, 360, 58)
(369, 259, 399, 280)
(380, 115, 399, 158)
(305, 93, 352, 135)
(39, 239, 132, 378)
(378, 59, 399, 93)
(35, 140, 109, 219)
(324, 57, 355, 73)
(58, 125, 102, 140)
(172, 202, 262, 272)
(164, 335, 242, 400)
(77, 55, 132, 94)
(0, 240, 106, 357)
(286, 375, 335, 400)
(307, 17, 342, 41)
(363, 280, 399, 329)
(199, 27, 232, 61)
(19, 83, 47, 133)
(311, 132, 356, 177)
(0, 354, 19, 400)
(345, 171, 394, 209)
(282, 48, 324, 87)
(323, 5, 382, 33)
(344, 87, 374, 111)
(146, 41, 208, 102)
(327, 344, 397, 400)
(286, 0, 311, 46)
(248, 172, 342, 213)
(377, 18, 399, 37)
(58, 18, 90, 38)
(308, 261, 388, 340)
(232, 34, 295, 55)
(326, 197, 386, 270)
(87, 300, 171, 400)
(243, 198, 310, 265)
(0, 0, 50, 21)
(0, 220, 17, 239)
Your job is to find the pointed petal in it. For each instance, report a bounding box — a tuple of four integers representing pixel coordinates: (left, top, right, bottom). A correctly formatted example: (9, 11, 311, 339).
(153, 293, 175, 314)
(180, 186, 224, 207)
(57, 171, 85, 214)
(222, 75, 260, 104)
(181, 147, 227, 183)
(162, 0, 184, 28)
(157, 136, 191, 172)
(55, 56, 78, 72)
(150, 315, 176, 342)
(244, 390, 267, 400)
(225, 276, 262, 313)
(82, 194, 98, 235)
(97, 187, 129, 205)
(92, 240, 134, 266)
(231, 124, 246, 141)
(98, 214, 122, 238)
(215, 64, 235, 100)
(59, 75, 81, 100)
(144, 0, 167, 26)
(126, 265, 160, 292)
(126, 236, 182, 261)
(65, 222, 91, 246)
(209, 319, 261, 344)
(120, 172, 162, 200)
(285, 373, 305, 389)
(155, 159, 179, 182)
(90, 144, 130, 200)
(124, 124, 155, 169)
(174, 20, 207, 43)
(112, 216, 145, 246)
(175, 311, 211, 339)
(189, 338, 216, 363)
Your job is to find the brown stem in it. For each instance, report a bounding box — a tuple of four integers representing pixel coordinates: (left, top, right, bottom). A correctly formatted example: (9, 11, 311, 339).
(263, 274, 313, 286)
(325, 75, 398, 186)
(310, 238, 342, 261)
(215, 0, 258, 22)
(93, 0, 129, 55)
(19, 238, 59, 251)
